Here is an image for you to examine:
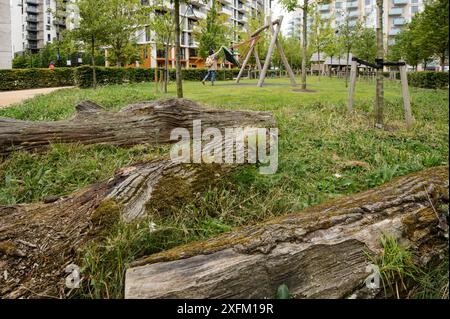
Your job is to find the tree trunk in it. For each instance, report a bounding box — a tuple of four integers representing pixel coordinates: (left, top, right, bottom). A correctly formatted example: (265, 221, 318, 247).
(0, 98, 274, 156)
(0, 156, 245, 298)
(174, 0, 183, 98)
(345, 49, 350, 88)
(91, 36, 97, 88)
(329, 55, 333, 78)
(164, 42, 169, 93)
(125, 166, 449, 299)
(301, 1, 308, 90)
(375, 0, 384, 128)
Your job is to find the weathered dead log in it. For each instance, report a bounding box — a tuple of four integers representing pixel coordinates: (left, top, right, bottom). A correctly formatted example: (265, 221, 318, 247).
(125, 166, 449, 299)
(0, 98, 275, 156)
(0, 159, 237, 298)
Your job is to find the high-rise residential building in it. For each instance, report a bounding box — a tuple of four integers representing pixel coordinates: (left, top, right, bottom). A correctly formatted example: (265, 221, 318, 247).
(0, 0, 75, 69)
(286, 0, 425, 47)
(137, 0, 266, 69)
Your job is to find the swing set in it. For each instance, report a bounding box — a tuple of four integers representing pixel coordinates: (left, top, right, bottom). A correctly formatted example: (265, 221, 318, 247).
(232, 16, 297, 87)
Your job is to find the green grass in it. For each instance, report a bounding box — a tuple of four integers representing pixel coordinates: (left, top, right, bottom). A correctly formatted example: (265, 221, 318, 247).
(0, 76, 448, 298)
(370, 234, 449, 299)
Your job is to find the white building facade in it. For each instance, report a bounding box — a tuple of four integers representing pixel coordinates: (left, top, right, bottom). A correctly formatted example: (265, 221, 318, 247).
(137, 0, 266, 69)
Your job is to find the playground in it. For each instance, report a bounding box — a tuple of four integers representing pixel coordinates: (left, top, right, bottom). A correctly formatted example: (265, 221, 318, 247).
(0, 75, 447, 298)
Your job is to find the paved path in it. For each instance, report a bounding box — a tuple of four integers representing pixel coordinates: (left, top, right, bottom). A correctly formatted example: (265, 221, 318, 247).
(0, 87, 75, 108)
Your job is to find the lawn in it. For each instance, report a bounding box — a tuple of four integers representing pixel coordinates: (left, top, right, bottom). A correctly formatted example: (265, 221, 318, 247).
(0, 76, 448, 298)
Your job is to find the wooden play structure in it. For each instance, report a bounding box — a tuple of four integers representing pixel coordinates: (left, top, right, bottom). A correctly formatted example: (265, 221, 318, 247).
(347, 56, 413, 128)
(234, 16, 297, 87)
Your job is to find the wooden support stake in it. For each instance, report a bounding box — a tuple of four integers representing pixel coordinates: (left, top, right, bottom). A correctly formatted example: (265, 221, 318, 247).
(399, 64, 413, 128)
(257, 17, 283, 87)
(347, 60, 357, 113)
(236, 39, 256, 83)
(254, 48, 262, 71)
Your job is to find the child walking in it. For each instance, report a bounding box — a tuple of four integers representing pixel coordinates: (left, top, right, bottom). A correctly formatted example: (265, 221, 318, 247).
(202, 47, 223, 86)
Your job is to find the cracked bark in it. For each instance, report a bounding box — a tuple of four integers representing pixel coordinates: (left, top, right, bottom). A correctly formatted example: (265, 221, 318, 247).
(0, 98, 275, 156)
(125, 166, 449, 299)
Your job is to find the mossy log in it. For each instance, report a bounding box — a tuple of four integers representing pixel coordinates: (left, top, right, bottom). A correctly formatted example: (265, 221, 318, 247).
(125, 166, 449, 299)
(0, 98, 275, 156)
(0, 159, 238, 298)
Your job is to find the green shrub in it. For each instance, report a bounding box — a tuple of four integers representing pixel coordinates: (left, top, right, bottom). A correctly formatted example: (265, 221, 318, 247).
(0, 68, 75, 91)
(74, 66, 241, 88)
(383, 71, 448, 89)
(407, 71, 449, 89)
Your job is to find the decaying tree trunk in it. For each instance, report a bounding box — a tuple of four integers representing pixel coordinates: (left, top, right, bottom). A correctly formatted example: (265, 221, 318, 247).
(0, 158, 240, 298)
(125, 166, 449, 299)
(0, 98, 275, 156)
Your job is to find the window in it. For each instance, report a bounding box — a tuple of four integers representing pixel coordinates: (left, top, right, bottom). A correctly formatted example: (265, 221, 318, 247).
(335, 2, 342, 8)
(411, 6, 419, 13)
(411, 0, 419, 3)
(47, 34, 51, 41)
(46, 25, 50, 30)
(145, 26, 151, 42)
(47, 16, 50, 24)
(365, 0, 371, 5)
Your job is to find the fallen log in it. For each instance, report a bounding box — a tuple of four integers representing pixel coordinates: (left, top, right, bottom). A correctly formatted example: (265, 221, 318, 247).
(0, 98, 275, 156)
(125, 166, 449, 299)
(0, 158, 239, 298)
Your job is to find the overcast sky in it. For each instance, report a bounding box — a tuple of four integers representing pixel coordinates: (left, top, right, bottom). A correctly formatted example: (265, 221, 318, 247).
(270, 0, 296, 34)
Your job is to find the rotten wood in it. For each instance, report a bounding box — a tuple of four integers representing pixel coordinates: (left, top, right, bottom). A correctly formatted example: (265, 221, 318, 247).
(0, 98, 275, 156)
(0, 159, 239, 298)
(125, 166, 449, 299)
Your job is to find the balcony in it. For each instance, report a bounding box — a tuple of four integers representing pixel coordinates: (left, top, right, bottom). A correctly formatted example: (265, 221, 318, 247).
(26, 15, 38, 22)
(393, 0, 408, 5)
(27, 34, 38, 41)
(26, 0, 39, 4)
(319, 4, 330, 11)
(347, 1, 358, 9)
(26, 25, 38, 31)
(220, 6, 233, 16)
(393, 18, 406, 25)
(389, 28, 400, 36)
(348, 11, 359, 18)
(26, 5, 39, 13)
(322, 13, 331, 20)
(389, 7, 403, 15)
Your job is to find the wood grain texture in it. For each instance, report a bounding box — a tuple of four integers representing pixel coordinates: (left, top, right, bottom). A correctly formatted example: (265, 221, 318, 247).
(0, 98, 275, 156)
(125, 166, 449, 299)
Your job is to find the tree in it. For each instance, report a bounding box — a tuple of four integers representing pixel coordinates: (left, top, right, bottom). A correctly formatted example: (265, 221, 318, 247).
(336, 15, 362, 87)
(353, 28, 377, 64)
(412, 0, 448, 70)
(70, 0, 110, 87)
(374, 0, 384, 127)
(103, 0, 147, 67)
(308, 9, 333, 80)
(323, 30, 341, 77)
(279, 0, 331, 90)
(147, 2, 174, 93)
(387, 20, 424, 70)
(195, 0, 231, 58)
(174, 0, 183, 98)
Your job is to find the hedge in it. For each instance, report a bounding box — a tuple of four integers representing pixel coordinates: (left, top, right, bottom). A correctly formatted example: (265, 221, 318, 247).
(0, 68, 75, 91)
(3, 67, 446, 91)
(382, 70, 448, 89)
(74, 66, 242, 88)
(407, 71, 448, 89)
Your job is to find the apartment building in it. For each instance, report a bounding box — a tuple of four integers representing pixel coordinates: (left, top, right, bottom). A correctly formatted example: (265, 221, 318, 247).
(137, 0, 266, 69)
(286, 0, 424, 47)
(0, 0, 75, 69)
